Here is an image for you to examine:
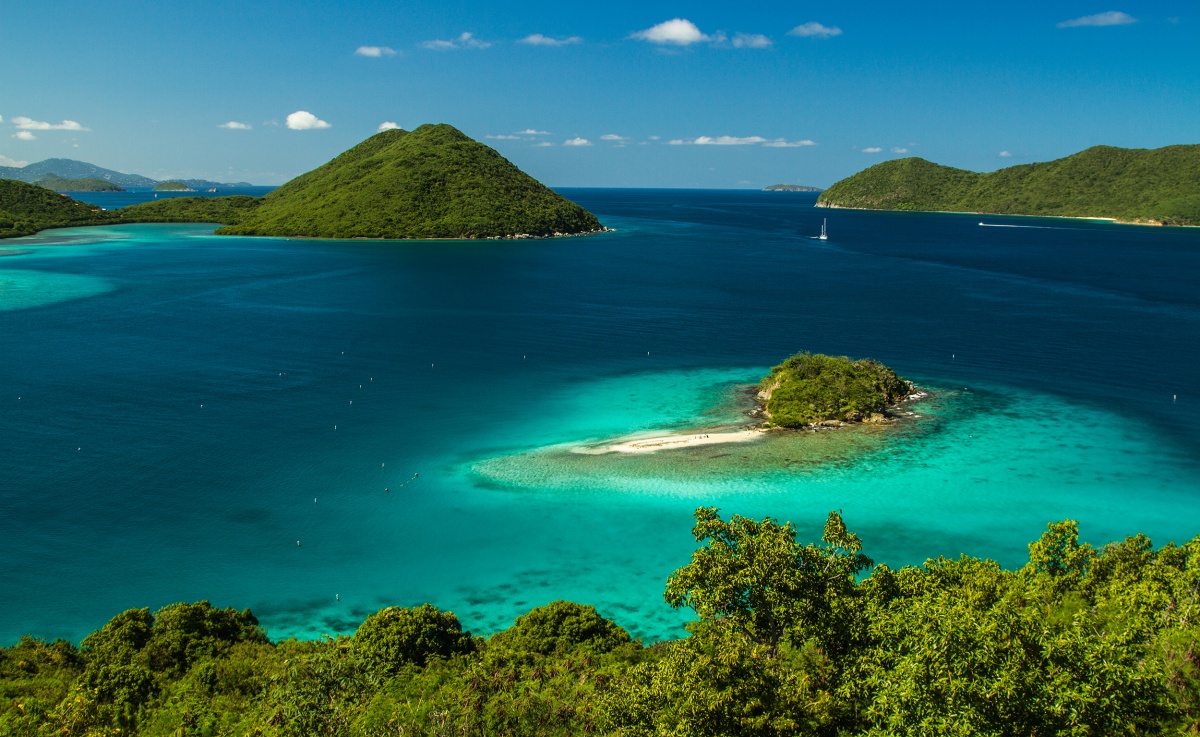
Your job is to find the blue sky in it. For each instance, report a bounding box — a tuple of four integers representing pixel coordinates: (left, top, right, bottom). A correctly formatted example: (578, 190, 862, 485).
(2, 1, 1196, 187)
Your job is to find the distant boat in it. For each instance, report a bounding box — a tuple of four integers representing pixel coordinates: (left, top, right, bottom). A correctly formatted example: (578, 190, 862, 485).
(812, 218, 828, 240)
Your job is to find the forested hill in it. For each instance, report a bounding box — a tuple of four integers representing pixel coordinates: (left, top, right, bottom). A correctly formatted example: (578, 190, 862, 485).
(817, 144, 1200, 225)
(0, 179, 116, 238)
(216, 124, 605, 239)
(2, 508, 1199, 736)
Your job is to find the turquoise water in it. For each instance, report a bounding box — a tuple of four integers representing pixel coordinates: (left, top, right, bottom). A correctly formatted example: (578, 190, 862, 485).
(2, 191, 1198, 644)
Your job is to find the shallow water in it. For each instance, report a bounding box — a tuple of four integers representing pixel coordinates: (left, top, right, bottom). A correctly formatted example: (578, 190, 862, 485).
(1, 190, 1198, 644)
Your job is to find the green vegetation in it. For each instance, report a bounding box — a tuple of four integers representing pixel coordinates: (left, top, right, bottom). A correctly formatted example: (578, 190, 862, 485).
(118, 195, 262, 225)
(758, 352, 910, 427)
(218, 123, 604, 239)
(0, 179, 116, 238)
(817, 144, 1200, 225)
(34, 175, 124, 192)
(3, 508, 1199, 736)
(152, 181, 194, 192)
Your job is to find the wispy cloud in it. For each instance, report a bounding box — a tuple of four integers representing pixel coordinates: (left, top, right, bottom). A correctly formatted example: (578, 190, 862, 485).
(534, 142, 554, 147)
(1057, 11, 1136, 27)
(378, 121, 402, 131)
(13, 131, 36, 141)
(517, 129, 550, 135)
(732, 32, 772, 48)
(682, 135, 768, 145)
(423, 32, 491, 50)
(670, 135, 816, 147)
(862, 147, 883, 153)
(355, 45, 397, 57)
(219, 121, 251, 130)
(999, 150, 1013, 157)
(630, 18, 710, 45)
(563, 137, 593, 146)
(891, 147, 908, 153)
(600, 134, 629, 142)
(12, 116, 89, 131)
(0, 154, 28, 167)
(519, 34, 582, 46)
(487, 134, 522, 140)
(286, 111, 331, 130)
(787, 22, 843, 38)
(763, 139, 817, 147)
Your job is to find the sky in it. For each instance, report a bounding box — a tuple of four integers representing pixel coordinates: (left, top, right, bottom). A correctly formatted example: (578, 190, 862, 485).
(1, 1, 1197, 187)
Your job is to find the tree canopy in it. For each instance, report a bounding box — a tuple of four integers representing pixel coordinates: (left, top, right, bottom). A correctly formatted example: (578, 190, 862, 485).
(3, 511, 1199, 736)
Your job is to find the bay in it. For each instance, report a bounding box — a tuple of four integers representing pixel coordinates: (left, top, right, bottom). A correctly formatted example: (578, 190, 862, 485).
(1, 189, 1197, 644)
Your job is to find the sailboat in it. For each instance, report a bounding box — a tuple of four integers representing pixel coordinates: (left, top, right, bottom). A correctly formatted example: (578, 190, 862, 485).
(813, 218, 827, 240)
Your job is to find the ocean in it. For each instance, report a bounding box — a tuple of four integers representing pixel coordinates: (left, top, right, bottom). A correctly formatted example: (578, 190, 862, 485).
(2, 188, 1198, 645)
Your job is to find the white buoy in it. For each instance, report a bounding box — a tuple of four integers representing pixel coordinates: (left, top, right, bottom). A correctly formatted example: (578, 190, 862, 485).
(296, 540, 301, 547)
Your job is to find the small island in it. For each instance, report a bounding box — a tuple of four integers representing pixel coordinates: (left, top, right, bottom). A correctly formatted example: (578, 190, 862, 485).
(153, 181, 196, 192)
(762, 184, 823, 192)
(581, 352, 918, 454)
(755, 352, 913, 427)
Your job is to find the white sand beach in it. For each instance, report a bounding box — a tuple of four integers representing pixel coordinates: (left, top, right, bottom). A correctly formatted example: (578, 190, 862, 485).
(573, 428, 765, 455)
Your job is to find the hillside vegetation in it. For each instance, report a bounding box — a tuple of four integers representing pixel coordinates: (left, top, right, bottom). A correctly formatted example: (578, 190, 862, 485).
(218, 124, 604, 239)
(817, 144, 1200, 225)
(2, 508, 1198, 736)
(0, 179, 116, 238)
(759, 352, 910, 427)
(34, 175, 124, 192)
(119, 195, 262, 225)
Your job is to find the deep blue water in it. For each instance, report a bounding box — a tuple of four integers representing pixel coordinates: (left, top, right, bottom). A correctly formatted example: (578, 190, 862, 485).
(2, 189, 1198, 645)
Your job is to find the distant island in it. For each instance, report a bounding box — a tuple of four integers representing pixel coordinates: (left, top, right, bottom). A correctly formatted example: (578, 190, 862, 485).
(126, 124, 605, 239)
(0, 158, 250, 191)
(762, 184, 822, 192)
(34, 174, 124, 192)
(817, 144, 1200, 225)
(152, 181, 195, 192)
(1, 124, 605, 240)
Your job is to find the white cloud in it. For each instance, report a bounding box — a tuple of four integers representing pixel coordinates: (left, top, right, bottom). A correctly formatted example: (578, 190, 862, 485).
(286, 111, 331, 130)
(787, 22, 843, 38)
(600, 134, 629, 141)
(355, 45, 397, 57)
(13, 131, 36, 141)
(891, 147, 909, 153)
(1057, 11, 1136, 28)
(11, 116, 89, 131)
(378, 121, 402, 131)
(630, 18, 710, 45)
(517, 129, 550, 135)
(423, 32, 490, 50)
(862, 147, 883, 153)
(563, 137, 592, 146)
(487, 134, 522, 140)
(534, 142, 554, 147)
(696, 135, 767, 145)
(732, 32, 772, 48)
(219, 121, 251, 130)
(763, 139, 817, 147)
(0, 154, 28, 167)
(519, 34, 582, 46)
(999, 150, 1013, 157)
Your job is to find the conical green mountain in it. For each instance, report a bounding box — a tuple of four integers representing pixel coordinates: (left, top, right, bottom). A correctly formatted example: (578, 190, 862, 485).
(217, 124, 604, 239)
(0, 179, 116, 238)
(817, 144, 1200, 225)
